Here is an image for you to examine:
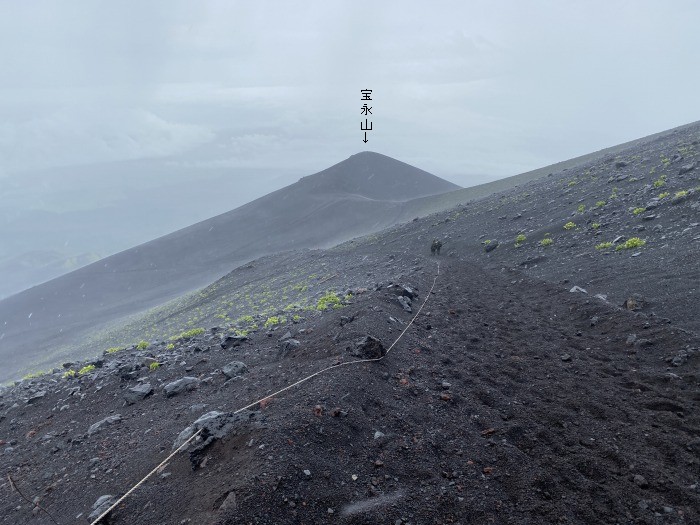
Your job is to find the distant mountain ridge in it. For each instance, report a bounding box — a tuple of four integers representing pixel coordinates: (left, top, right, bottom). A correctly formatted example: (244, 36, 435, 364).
(0, 152, 459, 381)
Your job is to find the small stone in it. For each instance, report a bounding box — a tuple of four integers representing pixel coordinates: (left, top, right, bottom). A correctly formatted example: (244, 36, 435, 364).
(561, 354, 572, 362)
(303, 469, 311, 476)
(397, 296, 412, 312)
(569, 286, 587, 294)
(633, 474, 649, 488)
(374, 431, 385, 440)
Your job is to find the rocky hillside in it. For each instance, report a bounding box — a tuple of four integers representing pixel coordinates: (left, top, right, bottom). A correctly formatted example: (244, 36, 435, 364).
(1, 123, 698, 524)
(0, 152, 458, 383)
(0, 250, 697, 524)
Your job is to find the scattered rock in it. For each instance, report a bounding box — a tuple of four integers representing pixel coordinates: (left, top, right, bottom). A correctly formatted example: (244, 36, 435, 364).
(352, 336, 386, 359)
(173, 410, 259, 467)
(88, 415, 122, 436)
(221, 335, 247, 350)
(278, 331, 292, 342)
(633, 474, 649, 489)
(221, 361, 248, 379)
(397, 295, 412, 312)
(26, 391, 47, 404)
(569, 286, 587, 294)
(278, 338, 301, 359)
(163, 377, 200, 398)
(623, 294, 646, 311)
(123, 383, 153, 405)
(88, 494, 117, 521)
(678, 161, 697, 175)
(484, 240, 499, 253)
(561, 354, 572, 362)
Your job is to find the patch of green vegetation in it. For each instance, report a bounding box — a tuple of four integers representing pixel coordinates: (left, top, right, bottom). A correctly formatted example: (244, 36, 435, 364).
(563, 222, 576, 230)
(649, 166, 657, 175)
(675, 190, 688, 198)
(632, 207, 646, 215)
(292, 314, 302, 322)
(264, 316, 285, 328)
(591, 223, 601, 230)
(170, 328, 205, 341)
(539, 237, 553, 247)
(78, 364, 96, 376)
(609, 187, 618, 200)
(658, 192, 670, 199)
(577, 204, 586, 214)
(238, 315, 255, 324)
(653, 174, 667, 188)
(136, 340, 150, 350)
(615, 237, 646, 251)
(316, 292, 342, 311)
(149, 362, 160, 371)
(23, 370, 48, 380)
(166, 343, 175, 350)
(63, 369, 76, 379)
(105, 347, 122, 354)
(594, 201, 606, 209)
(482, 239, 492, 245)
(595, 241, 613, 250)
(567, 180, 578, 187)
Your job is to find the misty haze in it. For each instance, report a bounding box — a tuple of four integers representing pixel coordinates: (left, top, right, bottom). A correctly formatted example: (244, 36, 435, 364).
(1, 2, 698, 525)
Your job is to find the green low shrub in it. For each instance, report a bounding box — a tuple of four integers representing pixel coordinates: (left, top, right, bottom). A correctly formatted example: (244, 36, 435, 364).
(615, 237, 646, 251)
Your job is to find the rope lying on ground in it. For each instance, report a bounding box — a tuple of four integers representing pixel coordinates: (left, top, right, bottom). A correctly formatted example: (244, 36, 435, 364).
(90, 262, 440, 525)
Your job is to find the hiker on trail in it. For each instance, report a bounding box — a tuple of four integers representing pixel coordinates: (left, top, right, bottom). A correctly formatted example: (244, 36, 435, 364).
(430, 239, 443, 255)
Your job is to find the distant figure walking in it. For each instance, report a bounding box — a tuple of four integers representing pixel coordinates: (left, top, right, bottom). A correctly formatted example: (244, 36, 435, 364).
(430, 239, 443, 255)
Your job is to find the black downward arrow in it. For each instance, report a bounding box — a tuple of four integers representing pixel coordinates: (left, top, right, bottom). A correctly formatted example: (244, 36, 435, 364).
(363, 132, 368, 143)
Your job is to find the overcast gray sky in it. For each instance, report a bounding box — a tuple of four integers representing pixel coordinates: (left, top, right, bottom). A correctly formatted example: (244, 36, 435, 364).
(1, 0, 699, 185)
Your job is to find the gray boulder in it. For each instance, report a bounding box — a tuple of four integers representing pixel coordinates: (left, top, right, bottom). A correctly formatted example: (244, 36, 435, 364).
(88, 415, 122, 436)
(88, 494, 117, 521)
(679, 161, 697, 175)
(163, 376, 199, 398)
(278, 338, 300, 359)
(221, 335, 247, 350)
(123, 383, 153, 405)
(222, 361, 248, 379)
(172, 410, 258, 467)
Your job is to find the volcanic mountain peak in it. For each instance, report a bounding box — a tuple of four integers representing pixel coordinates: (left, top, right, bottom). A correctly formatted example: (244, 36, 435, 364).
(297, 151, 459, 201)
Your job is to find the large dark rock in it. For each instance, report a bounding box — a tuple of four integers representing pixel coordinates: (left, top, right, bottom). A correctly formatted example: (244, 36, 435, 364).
(352, 336, 386, 359)
(123, 383, 153, 405)
(163, 377, 199, 397)
(484, 240, 499, 253)
(222, 361, 248, 379)
(173, 410, 259, 468)
(221, 335, 247, 350)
